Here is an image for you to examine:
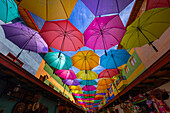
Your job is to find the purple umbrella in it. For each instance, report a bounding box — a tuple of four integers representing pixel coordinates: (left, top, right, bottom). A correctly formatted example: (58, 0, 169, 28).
(55, 70, 77, 80)
(1, 22, 48, 58)
(62, 79, 80, 86)
(82, 85, 96, 91)
(81, 0, 133, 16)
(84, 15, 126, 55)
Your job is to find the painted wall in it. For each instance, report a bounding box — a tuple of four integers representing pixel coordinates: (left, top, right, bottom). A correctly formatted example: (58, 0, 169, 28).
(35, 60, 75, 102)
(0, 20, 42, 75)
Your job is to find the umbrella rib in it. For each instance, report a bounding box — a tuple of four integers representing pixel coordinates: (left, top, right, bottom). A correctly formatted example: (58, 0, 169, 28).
(141, 21, 170, 28)
(102, 16, 117, 30)
(48, 33, 64, 46)
(87, 57, 99, 66)
(92, 33, 102, 50)
(104, 26, 126, 31)
(141, 29, 159, 39)
(40, 30, 62, 34)
(84, 33, 100, 45)
(126, 30, 138, 48)
(68, 33, 83, 44)
(65, 35, 77, 51)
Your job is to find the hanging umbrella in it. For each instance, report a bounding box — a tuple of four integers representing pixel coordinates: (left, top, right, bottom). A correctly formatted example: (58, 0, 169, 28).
(97, 78, 114, 86)
(84, 96, 95, 99)
(146, 0, 170, 11)
(75, 96, 84, 98)
(76, 70, 98, 80)
(94, 94, 105, 98)
(84, 94, 96, 97)
(62, 79, 80, 86)
(73, 93, 84, 96)
(71, 50, 100, 70)
(55, 69, 76, 80)
(40, 20, 83, 56)
(82, 85, 96, 91)
(94, 97, 104, 100)
(44, 52, 72, 70)
(81, 0, 133, 16)
(121, 8, 170, 52)
(98, 69, 120, 78)
(72, 90, 83, 94)
(1, 22, 48, 58)
(18, 0, 77, 21)
(79, 98, 94, 101)
(69, 85, 82, 90)
(96, 85, 110, 90)
(0, 0, 20, 23)
(83, 91, 96, 94)
(100, 49, 130, 72)
(84, 15, 126, 55)
(80, 80, 97, 85)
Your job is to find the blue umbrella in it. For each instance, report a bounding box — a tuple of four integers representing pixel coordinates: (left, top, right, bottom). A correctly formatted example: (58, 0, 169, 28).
(100, 49, 130, 72)
(44, 52, 72, 70)
(80, 80, 97, 85)
(0, 0, 20, 23)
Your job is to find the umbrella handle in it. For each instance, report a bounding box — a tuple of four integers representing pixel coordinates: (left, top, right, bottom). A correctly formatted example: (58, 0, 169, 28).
(58, 51, 61, 58)
(105, 50, 107, 56)
(151, 43, 158, 52)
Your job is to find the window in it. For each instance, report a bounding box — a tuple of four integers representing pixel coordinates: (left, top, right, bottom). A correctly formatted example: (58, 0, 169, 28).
(124, 65, 129, 74)
(130, 56, 136, 67)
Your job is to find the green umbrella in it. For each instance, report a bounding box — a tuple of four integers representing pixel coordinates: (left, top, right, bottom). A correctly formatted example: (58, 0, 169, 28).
(84, 96, 95, 99)
(44, 52, 72, 70)
(0, 0, 20, 23)
(121, 8, 170, 52)
(80, 80, 97, 85)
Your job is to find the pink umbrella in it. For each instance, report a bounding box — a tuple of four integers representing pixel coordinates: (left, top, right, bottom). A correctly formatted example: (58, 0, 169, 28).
(55, 70, 77, 80)
(146, 0, 170, 11)
(84, 15, 126, 55)
(73, 94, 84, 96)
(78, 98, 94, 100)
(82, 85, 96, 91)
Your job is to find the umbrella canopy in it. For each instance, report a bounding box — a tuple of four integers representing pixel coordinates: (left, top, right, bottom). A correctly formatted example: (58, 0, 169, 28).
(18, 0, 77, 21)
(94, 97, 104, 100)
(76, 70, 98, 80)
(72, 90, 83, 94)
(69, 85, 82, 90)
(72, 50, 100, 70)
(121, 8, 170, 52)
(100, 49, 130, 70)
(84, 94, 96, 97)
(81, 0, 133, 16)
(98, 69, 120, 78)
(80, 80, 97, 85)
(82, 85, 96, 91)
(97, 78, 114, 86)
(84, 15, 126, 55)
(55, 69, 76, 80)
(40, 20, 84, 52)
(2, 22, 48, 57)
(83, 91, 96, 94)
(0, 0, 19, 23)
(62, 79, 80, 86)
(73, 94, 84, 96)
(44, 52, 72, 70)
(96, 85, 110, 90)
(94, 94, 105, 98)
(75, 96, 84, 98)
(84, 96, 95, 99)
(146, 0, 170, 11)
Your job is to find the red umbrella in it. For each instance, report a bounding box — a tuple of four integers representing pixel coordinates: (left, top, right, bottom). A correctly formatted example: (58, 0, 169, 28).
(146, 0, 170, 11)
(40, 20, 83, 55)
(94, 97, 103, 100)
(98, 69, 120, 78)
(84, 94, 96, 97)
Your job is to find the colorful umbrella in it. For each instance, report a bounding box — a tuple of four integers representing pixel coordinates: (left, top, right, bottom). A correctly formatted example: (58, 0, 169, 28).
(71, 50, 100, 70)
(76, 70, 98, 80)
(73, 94, 84, 96)
(96, 85, 110, 90)
(94, 97, 104, 100)
(62, 79, 80, 86)
(146, 0, 170, 11)
(55, 69, 76, 80)
(100, 49, 130, 72)
(44, 52, 72, 70)
(1, 22, 48, 58)
(80, 80, 97, 85)
(0, 0, 19, 23)
(81, 0, 133, 16)
(98, 69, 120, 78)
(69, 85, 82, 90)
(75, 96, 84, 98)
(97, 78, 114, 86)
(84, 94, 96, 97)
(83, 91, 96, 94)
(82, 85, 96, 91)
(121, 8, 170, 52)
(84, 15, 126, 55)
(84, 96, 95, 99)
(72, 90, 83, 94)
(40, 20, 84, 55)
(18, 0, 77, 21)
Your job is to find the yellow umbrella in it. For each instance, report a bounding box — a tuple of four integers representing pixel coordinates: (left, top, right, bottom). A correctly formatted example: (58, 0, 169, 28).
(71, 90, 83, 94)
(69, 85, 82, 90)
(95, 94, 104, 98)
(71, 50, 100, 70)
(18, 0, 77, 21)
(97, 78, 114, 86)
(76, 70, 98, 80)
